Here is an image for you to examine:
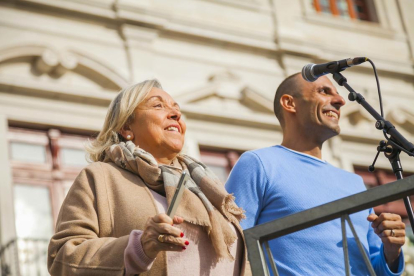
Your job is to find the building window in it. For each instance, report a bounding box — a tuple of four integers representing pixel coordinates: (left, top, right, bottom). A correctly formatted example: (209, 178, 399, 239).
(14, 184, 54, 239)
(9, 128, 91, 223)
(312, 0, 378, 22)
(199, 149, 243, 183)
(8, 127, 91, 276)
(10, 142, 47, 163)
(13, 184, 53, 276)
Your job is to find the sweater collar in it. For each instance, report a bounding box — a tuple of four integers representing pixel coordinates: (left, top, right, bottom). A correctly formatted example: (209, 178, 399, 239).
(276, 145, 327, 164)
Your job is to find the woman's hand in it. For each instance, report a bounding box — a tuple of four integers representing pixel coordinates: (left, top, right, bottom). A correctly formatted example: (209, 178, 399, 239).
(141, 214, 189, 259)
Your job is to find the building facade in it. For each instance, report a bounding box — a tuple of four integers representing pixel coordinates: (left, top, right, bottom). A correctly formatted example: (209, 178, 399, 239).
(0, 0, 413, 275)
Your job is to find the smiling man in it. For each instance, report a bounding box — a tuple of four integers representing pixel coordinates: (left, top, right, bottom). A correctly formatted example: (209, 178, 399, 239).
(226, 73, 406, 275)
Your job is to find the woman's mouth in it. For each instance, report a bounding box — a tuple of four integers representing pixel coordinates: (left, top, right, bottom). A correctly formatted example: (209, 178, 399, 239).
(165, 126, 180, 132)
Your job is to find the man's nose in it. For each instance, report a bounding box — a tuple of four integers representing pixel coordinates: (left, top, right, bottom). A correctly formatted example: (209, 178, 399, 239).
(332, 94, 346, 108)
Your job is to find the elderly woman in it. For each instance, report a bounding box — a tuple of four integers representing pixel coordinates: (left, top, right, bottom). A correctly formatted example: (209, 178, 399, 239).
(47, 80, 246, 276)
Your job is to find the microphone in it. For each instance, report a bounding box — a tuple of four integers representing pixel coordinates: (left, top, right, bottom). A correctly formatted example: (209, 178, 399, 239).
(302, 57, 367, 82)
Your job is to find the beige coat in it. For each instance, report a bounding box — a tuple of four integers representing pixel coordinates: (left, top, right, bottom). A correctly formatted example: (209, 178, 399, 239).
(48, 162, 246, 276)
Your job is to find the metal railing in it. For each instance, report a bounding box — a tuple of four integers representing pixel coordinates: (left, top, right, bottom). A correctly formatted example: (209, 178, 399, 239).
(244, 175, 414, 276)
(0, 238, 19, 276)
(0, 238, 49, 276)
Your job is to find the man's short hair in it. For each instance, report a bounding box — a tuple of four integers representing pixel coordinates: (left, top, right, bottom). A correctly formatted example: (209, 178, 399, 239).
(273, 73, 303, 127)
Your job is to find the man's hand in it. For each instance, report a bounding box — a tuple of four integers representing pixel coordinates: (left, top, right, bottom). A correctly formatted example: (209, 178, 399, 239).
(367, 213, 405, 271)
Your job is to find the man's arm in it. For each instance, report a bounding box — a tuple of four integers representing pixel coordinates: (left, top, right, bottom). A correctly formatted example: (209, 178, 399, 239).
(225, 151, 268, 229)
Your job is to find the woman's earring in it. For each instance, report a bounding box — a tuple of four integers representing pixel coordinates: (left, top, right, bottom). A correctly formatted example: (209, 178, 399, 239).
(126, 135, 132, 140)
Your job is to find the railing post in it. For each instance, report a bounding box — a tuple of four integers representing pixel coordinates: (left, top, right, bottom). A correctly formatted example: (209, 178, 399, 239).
(341, 215, 350, 276)
(345, 215, 376, 276)
(264, 241, 279, 276)
(245, 232, 268, 276)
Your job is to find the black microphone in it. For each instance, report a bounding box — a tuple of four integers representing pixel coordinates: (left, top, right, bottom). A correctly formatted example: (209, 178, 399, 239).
(302, 57, 367, 82)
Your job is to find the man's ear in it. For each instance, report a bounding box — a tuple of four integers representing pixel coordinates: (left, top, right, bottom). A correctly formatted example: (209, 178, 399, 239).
(280, 94, 296, 114)
(119, 124, 134, 141)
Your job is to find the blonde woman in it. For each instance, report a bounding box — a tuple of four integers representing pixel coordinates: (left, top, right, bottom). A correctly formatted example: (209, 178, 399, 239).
(47, 80, 246, 276)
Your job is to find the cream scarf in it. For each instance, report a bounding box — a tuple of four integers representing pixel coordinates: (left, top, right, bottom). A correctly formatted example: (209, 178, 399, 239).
(104, 141, 245, 260)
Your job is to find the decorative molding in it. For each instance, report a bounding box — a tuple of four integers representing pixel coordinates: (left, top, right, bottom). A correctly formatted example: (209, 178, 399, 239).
(240, 87, 273, 113)
(0, 76, 114, 106)
(387, 107, 414, 132)
(200, 0, 271, 12)
(15, 0, 116, 20)
(10, 0, 279, 53)
(32, 49, 78, 77)
(7, 0, 414, 78)
(341, 104, 373, 126)
(0, 44, 128, 92)
(175, 83, 219, 104)
(303, 13, 401, 39)
(175, 71, 277, 128)
(177, 71, 273, 111)
(181, 104, 278, 130)
(70, 49, 129, 89)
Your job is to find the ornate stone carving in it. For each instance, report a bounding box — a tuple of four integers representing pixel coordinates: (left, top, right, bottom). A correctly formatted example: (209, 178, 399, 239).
(33, 49, 78, 77)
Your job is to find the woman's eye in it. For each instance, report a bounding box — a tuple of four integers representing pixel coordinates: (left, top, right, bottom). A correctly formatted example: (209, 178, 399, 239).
(154, 103, 163, 108)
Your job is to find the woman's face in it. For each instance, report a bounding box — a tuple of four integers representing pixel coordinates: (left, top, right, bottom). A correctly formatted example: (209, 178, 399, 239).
(129, 87, 186, 162)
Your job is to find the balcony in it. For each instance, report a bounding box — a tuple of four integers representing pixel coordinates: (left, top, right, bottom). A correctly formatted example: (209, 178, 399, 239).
(1, 238, 49, 276)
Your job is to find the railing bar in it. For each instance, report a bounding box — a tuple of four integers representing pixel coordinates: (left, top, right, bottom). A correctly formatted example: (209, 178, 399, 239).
(23, 241, 27, 276)
(345, 214, 376, 276)
(341, 215, 350, 276)
(245, 232, 269, 276)
(244, 176, 414, 241)
(14, 240, 20, 276)
(264, 241, 279, 276)
(36, 240, 42, 276)
(245, 177, 414, 274)
(263, 243, 270, 276)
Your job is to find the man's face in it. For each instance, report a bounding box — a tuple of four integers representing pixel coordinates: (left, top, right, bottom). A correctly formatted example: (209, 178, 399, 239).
(294, 76, 346, 142)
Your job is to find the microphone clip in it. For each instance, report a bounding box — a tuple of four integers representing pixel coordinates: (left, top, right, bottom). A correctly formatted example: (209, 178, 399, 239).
(368, 140, 393, 172)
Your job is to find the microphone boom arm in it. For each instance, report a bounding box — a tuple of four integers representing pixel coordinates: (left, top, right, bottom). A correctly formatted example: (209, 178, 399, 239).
(332, 72, 414, 154)
(332, 71, 414, 235)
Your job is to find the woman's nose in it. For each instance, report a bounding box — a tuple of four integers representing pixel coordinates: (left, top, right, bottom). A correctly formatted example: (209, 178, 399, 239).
(168, 107, 181, 121)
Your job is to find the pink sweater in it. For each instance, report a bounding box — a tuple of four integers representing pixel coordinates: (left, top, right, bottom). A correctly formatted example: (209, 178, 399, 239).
(124, 189, 243, 275)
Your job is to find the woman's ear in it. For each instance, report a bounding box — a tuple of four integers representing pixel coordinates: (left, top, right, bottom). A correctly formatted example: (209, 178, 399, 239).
(119, 125, 134, 141)
(280, 94, 296, 114)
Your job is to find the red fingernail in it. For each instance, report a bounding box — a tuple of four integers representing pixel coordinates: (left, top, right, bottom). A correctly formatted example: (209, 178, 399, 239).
(180, 232, 184, 237)
(185, 241, 189, 245)
(182, 246, 186, 250)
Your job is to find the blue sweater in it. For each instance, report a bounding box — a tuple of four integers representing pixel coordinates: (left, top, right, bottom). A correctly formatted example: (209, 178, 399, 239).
(226, 145, 404, 276)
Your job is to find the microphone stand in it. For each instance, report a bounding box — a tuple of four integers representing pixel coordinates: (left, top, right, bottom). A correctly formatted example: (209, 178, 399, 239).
(332, 72, 414, 235)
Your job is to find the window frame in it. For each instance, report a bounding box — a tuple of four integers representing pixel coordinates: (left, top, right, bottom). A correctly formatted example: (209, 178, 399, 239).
(199, 149, 242, 183)
(8, 127, 92, 227)
(312, 0, 375, 21)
